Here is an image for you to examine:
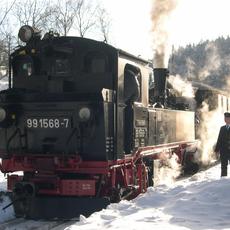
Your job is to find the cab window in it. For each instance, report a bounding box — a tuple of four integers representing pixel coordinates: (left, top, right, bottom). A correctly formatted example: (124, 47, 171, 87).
(13, 55, 34, 78)
(124, 65, 141, 103)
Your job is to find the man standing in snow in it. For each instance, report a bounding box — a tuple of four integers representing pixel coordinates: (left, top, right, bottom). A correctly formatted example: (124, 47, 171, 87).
(215, 112, 230, 176)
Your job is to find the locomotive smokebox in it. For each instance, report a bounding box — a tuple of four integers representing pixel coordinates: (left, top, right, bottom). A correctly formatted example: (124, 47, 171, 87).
(153, 68, 169, 107)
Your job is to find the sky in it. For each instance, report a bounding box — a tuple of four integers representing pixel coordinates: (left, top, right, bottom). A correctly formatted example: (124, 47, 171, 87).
(3, 0, 230, 61)
(2, 163, 230, 229)
(101, 0, 230, 60)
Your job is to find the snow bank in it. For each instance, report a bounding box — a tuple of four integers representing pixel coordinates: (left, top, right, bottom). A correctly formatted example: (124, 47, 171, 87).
(66, 164, 230, 230)
(0, 164, 230, 229)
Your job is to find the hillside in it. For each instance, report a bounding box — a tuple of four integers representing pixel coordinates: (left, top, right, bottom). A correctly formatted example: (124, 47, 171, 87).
(169, 36, 230, 91)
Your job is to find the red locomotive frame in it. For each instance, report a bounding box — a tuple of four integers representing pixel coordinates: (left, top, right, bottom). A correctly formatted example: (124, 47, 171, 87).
(1, 141, 196, 199)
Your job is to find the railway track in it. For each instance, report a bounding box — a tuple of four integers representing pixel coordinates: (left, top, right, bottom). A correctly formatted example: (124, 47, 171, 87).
(0, 218, 78, 230)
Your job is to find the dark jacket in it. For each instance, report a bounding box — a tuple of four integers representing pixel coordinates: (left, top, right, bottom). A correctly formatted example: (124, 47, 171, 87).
(215, 125, 230, 154)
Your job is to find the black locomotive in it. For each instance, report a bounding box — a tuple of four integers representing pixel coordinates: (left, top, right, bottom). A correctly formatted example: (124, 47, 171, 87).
(0, 25, 206, 219)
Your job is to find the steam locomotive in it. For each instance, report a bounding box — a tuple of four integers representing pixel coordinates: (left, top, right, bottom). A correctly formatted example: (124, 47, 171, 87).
(0, 25, 222, 219)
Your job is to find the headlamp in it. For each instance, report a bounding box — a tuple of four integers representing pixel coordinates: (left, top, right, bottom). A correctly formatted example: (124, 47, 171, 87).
(79, 107, 91, 122)
(18, 25, 34, 43)
(18, 25, 41, 43)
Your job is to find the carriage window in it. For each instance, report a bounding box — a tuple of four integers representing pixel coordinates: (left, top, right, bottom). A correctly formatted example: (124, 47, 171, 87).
(227, 98, 230, 111)
(221, 96, 224, 108)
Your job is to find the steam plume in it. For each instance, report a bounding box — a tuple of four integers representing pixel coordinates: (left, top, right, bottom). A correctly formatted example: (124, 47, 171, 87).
(197, 103, 224, 164)
(168, 74, 194, 98)
(151, 0, 178, 68)
(154, 153, 181, 186)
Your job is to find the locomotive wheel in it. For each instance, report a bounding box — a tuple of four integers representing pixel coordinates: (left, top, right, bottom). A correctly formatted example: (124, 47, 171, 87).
(13, 195, 110, 219)
(183, 152, 199, 174)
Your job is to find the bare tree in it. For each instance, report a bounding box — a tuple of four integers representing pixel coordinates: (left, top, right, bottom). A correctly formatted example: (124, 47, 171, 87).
(50, 0, 76, 36)
(13, 0, 52, 30)
(0, 35, 11, 80)
(96, 7, 111, 43)
(0, 0, 17, 27)
(0, 38, 8, 79)
(0, 18, 18, 80)
(74, 0, 97, 37)
(0, 1, 17, 81)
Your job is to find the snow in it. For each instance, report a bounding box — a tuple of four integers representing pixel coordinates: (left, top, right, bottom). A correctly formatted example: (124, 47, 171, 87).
(0, 172, 7, 191)
(66, 164, 230, 230)
(0, 173, 14, 223)
(0, 78, 8, 91)
(1, 164, 230, 229)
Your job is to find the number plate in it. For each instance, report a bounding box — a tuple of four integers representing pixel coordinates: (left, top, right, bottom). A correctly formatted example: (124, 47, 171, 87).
(26, 117, 71, 129)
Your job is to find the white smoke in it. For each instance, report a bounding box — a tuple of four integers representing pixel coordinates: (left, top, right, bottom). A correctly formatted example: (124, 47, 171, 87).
(154, 153, 181, 186)
(151, 0, 178, 68)
(168, 74, 194, 98)
(197, 102, 224, 164)
(186, 57, 196, 80)
(167, 74, 223, 165)
(199, 42, 221, 81)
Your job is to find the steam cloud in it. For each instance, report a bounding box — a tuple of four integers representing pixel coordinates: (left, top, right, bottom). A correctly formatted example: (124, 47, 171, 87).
(154, 153, 181, 186)
(151, 0, 178, 68)
(196, 102, 224, 164)
(167, 74, 222, 165)
(168, 74, 195, 98)
(151, 0, 223, 179)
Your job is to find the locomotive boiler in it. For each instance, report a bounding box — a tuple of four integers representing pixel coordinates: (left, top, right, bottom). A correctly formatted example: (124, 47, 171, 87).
(0, 25, 197, 219)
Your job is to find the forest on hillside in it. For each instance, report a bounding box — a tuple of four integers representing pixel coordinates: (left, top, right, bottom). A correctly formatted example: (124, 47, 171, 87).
(169, 36, 230, 91)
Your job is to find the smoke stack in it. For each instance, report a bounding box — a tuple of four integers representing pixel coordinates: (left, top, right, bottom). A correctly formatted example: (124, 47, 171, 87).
(153, 68, 169, 107)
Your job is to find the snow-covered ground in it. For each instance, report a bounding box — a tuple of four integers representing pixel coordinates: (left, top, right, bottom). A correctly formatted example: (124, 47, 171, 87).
(1, 163, 230, 229)
(0, 78, 8, 91)
(0, 172, 15, 223)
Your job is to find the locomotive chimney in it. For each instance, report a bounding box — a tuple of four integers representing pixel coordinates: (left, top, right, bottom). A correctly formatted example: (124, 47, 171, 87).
(153, 68, 169, 107)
